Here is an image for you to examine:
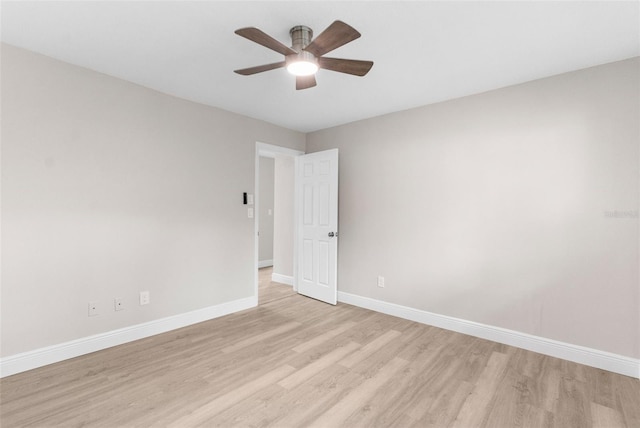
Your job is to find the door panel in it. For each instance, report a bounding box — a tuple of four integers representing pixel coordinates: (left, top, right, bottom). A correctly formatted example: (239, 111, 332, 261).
(295, 149, 338, 304)
(302, 239, 313, 281)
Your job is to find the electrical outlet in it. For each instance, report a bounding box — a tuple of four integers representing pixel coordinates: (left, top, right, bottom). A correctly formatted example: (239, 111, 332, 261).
(139, 291, 150, 306)
(114, 298, 124, 311)
(377, 276, 385, 288)
(88, 301, 99, 317)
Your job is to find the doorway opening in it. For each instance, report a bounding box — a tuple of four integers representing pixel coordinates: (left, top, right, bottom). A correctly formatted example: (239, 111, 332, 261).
(254, 142, 304, 304)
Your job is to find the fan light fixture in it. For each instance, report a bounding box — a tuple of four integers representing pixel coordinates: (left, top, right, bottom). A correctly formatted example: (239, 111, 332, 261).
(234, 21, 374, 90)
(287, 60, 318, 76)
(286, 49, 318, 76)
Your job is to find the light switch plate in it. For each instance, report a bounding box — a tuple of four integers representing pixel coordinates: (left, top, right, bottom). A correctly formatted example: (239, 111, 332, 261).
(247, 194, 254, 205)
(248, 208, 254, 218)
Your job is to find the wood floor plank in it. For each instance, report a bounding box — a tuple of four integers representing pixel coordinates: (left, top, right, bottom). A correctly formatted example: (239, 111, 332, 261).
(405, 346, 480, 421)
(1, 267, 639, 428)
(308, 356, 410, 428)
(210, 383, 289, 427)
(554, 373, 593, 427)
(483, 367, 531, 427)
(292, 320, 358, 353)
(591, 402, 626, 428)
(519, 403, 554, 428)
(420, 380, 476, 427)
(614, 375, 640, 427)
(278, 341, 360, 390)
(339, 329, 402, 368)
(221, 321, 302, 354)
(452, 351, 510, 427)
(265, 364, 363, 427)
(167, 364, 296, 427)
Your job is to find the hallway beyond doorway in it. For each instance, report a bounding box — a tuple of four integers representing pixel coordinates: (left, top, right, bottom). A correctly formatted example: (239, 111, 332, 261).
(259, 267, 295, 305)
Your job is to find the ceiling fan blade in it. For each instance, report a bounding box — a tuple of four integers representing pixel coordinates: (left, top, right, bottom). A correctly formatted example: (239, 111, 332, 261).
(234, 61, 286, 76)
(304, 20, 361, 57)
(317, 57, 373, 76)
(235, 27, 297, 56)
(296, 75, 317, 90)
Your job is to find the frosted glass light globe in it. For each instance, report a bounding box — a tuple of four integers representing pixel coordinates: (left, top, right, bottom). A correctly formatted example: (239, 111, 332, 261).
(287, 60, 318, 76)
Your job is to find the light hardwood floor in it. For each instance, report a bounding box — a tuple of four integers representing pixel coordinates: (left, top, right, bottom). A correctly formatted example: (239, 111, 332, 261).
(1, 267, 638, 427)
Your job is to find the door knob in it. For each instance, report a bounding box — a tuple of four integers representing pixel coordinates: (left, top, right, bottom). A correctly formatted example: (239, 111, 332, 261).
(328, 232, 338, 237)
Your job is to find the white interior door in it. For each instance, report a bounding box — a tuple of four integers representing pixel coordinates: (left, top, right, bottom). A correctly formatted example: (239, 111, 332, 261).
(295, 149, 339, 304)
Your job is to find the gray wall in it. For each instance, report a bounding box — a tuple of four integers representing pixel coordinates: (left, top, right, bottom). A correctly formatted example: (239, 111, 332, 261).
(1, 44, 305, 357)
(273, 156, 295, 278)
(307, 58, 639, 359)
(3, 42, 637, 364)
(258, 157, 275, 265)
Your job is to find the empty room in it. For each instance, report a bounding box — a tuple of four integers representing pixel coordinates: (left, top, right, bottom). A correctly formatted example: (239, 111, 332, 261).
(1, 1, 639, 427)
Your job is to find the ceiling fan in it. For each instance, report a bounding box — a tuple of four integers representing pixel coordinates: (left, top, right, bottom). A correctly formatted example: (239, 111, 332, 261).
(234, 20, 373, 90)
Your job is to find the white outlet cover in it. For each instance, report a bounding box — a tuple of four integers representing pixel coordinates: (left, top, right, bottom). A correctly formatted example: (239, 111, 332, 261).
(139, 291, 150, 305)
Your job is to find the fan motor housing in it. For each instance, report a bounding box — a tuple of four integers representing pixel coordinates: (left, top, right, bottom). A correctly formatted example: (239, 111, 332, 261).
(287, 25, 317, 68)
(289, 25, 313, 52)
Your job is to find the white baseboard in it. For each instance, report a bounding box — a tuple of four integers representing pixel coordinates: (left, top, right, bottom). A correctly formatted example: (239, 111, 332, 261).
(258, 259, 273, 268)
(271, 273, 294, 286)
(5, 291, 636, 380)
(0, 296, 257, 378)
(337, 291, 639, 379)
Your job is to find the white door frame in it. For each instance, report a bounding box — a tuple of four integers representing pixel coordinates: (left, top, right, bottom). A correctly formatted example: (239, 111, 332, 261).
(254, 142, 304, 300)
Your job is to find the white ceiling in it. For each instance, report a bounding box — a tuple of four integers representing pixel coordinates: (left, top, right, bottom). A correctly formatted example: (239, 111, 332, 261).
(2, 1, 638, 133)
